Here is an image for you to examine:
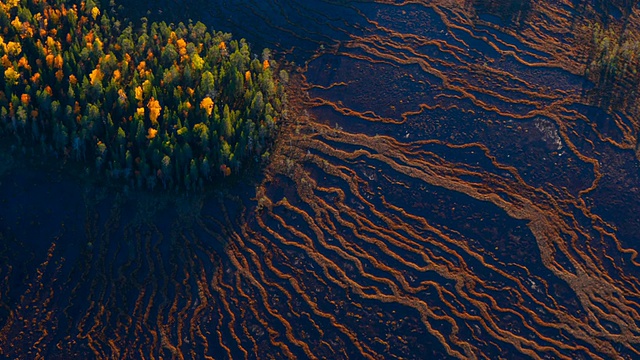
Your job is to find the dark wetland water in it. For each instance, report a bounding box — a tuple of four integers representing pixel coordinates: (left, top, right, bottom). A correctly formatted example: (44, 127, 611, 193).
(2, 0, 640, 359)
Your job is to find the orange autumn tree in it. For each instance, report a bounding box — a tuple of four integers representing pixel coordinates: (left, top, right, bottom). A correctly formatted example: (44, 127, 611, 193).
(200, 97, 214, 116)
(147, 98, 161, 126)
(89, 67, 103, 85)
(134, 86, 144, 102)
(147, 127, 158, 140)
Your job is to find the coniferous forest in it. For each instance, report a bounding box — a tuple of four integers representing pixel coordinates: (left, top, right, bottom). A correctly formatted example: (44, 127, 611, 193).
(0, 0, 287, 190)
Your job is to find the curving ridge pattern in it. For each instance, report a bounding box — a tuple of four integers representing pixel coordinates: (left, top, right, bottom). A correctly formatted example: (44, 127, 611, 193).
(2, 0, 640, 359)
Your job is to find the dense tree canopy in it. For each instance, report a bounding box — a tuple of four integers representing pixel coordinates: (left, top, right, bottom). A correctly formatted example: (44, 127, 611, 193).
(0, 0, 287, 190)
